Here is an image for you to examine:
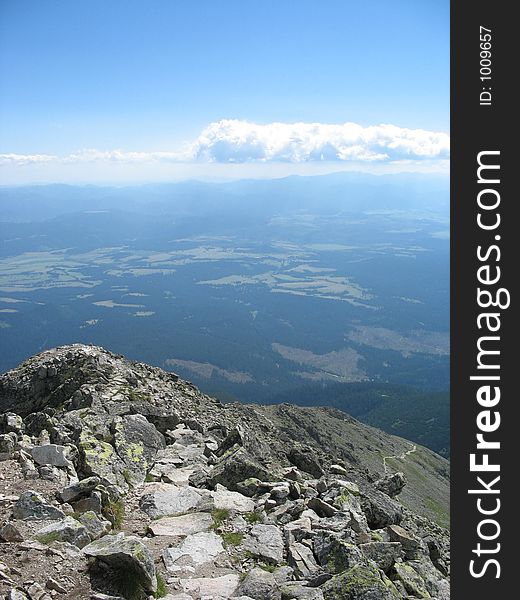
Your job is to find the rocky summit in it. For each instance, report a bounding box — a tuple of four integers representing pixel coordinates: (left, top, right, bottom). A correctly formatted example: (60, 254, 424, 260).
(0, 344, 450, 600)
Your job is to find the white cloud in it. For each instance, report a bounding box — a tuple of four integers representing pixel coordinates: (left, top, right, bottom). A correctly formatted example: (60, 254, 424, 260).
(0, 153, 58, 165)
(189, 120, 450, 163)
(0, 120, 449, 176)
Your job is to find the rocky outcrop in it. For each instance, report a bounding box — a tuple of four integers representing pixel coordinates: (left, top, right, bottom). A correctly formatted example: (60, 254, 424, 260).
(0, 344, 450, 600)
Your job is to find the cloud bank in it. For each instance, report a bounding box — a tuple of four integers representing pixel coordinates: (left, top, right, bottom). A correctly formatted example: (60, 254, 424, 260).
(0, 120, 449, 172)
(190, 120, 450, 163)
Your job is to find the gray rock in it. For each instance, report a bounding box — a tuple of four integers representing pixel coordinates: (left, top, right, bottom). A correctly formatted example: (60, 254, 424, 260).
(209, 447, 270, 491)
(77, 511, 111, 540)
(287, 447, 324, 478)
(7, 590, 30, 600)
(0, 412, 24, 436)
(287, 542, 320, 579)
(83, 532, 157, 595)
(385, 525, 421, 559)
(321, 564, 400, 599)
(281, 583, 325, 600)
(244, 524, 284, 563)
(313, 532, 365, 574)
(360, 487, 403, 529)
(0, 432, 18, 460)
(30, 444, 72, 468)
(58, 476, 100, 503)
(179, 573, 240, 597)
(35, 515, 90, 548)
(12, 491, 66, 521)
(284, 515, 312, 545)
(163, 531, 224, 574)
(0, 521, 24, 542)
(211, 484, 255, 513)
(236, 567, 281, 600)
(139, 483, 209, 519)
(308, 498, 338, 518)
(71, 491, 103, 514)
(391, 562, 431, 598)
(148, 512, 213, 537)
(359, 542, 402, 572)
(26, 582, 52, 600)
(112, 414, 165, 486)
(375, 472, 406, 498)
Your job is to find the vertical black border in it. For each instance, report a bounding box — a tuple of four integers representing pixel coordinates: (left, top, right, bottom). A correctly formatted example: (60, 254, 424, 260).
(451, 1, 515, 597)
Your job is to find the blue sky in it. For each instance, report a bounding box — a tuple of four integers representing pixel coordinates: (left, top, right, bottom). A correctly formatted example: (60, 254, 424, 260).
(0, 0, 449, 183)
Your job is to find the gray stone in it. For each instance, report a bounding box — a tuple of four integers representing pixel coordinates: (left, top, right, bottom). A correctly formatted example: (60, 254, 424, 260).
(7, 590, 30, 600)
(375, 473, 406, 498)
(58, 476, 100, 503)
(78, 511, 111, 540)
(385, 525, 421, 559)
(284, 515, 312, 545)
(139, 483, 209, 519)
(287, 542, 320, 579)
(30, 444, 72, 468)
(0, 522, 24, 542)
(308, 498, 337, 518)
(359, 542, 402, 572)
(209, 447, 270, 491)
(360, 488, 403, 529)
(35, 516, 90, 548)
(12, 491, 66, 521)
(236, 567, 281, 600)
(212, 484, 255, 513)
(112, 414, 165, 486)
(287, 447, 324, 478)
(163, 531, 224, 573)
(83, 532, 157, 595)
(0, 433, 17, 460)
(281, 583, 325, 600)
(244, 524, 284, 563)
(321, 564, 399, 599)
(71, 491, 103, 514)
(149, 512, 213, 537)
(179, 573, 240, 597)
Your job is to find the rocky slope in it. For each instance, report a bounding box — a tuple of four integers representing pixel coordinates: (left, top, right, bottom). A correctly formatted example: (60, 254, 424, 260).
(0, 344, 450, 600)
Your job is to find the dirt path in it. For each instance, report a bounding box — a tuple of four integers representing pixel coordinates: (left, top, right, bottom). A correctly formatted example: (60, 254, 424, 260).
(383, 442, 417, 472)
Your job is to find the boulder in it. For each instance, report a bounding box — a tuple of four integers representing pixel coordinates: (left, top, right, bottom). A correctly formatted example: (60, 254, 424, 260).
(209, 447, 270, 491)
(359, 542, 402, 572)
(30, 444, 72, 468)
(375, 473, 406, 498)
(163, 531, 224, 573)
(12, 491, 65, 521)
(385, 525, 422, 559)
(179, 573, 240, 597)
(83, 533, 157, 595)
(287, 447, 324, 478)
(243, 524, 284, 563)
(0, 433, 17, 460)
(35, 516, 90, 548)
(287, 542, 320, 579)
(360, 488, 403, 529)
(139, 483, 210, 519)
(112, 414, 165, 486)
(281, 583, 325, 599)
(212, 484, 255, 513)
(149, 512, 213, 537)
(236, 567, 281, 600)
(392, 562, 431, 598)
(321, 564, 400, 599)
(58, 476, 100, 503)
(0, 522, 24, 542)
(77, 511, 112, 540)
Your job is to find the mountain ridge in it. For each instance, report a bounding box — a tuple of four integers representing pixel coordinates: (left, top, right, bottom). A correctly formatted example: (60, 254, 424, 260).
(0, 344, 450, 599)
